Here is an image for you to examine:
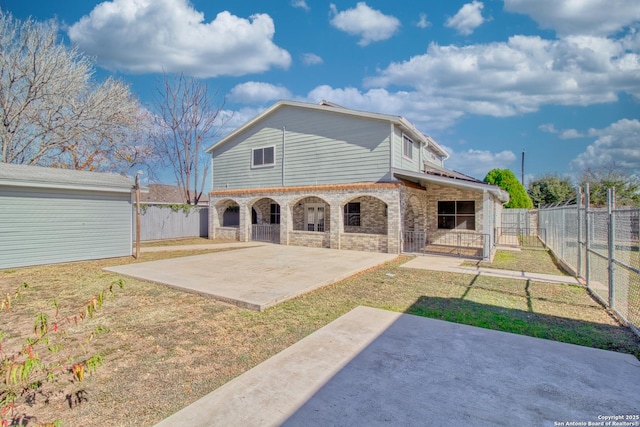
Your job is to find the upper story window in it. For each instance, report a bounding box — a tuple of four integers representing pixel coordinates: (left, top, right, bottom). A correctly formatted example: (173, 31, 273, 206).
(252, 146, 275, 168)
(438, 201, 475, 230)
(402, 134, 413, 160)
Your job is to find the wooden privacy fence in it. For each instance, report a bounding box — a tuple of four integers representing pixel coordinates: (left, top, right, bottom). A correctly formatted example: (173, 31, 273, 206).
(135, 204, 209, 241)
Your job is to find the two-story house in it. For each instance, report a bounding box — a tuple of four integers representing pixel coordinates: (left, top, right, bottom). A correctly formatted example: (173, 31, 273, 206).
(206, 100, 508, 259)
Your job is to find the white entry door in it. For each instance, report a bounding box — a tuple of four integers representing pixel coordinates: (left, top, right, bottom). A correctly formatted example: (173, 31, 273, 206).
(306, 204, 325, 232)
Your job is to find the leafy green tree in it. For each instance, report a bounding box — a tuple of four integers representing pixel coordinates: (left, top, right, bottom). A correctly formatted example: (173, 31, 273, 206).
(484, 168, 533, 209)
(579, 165, 640, 207)
(528, 174, 576, 207)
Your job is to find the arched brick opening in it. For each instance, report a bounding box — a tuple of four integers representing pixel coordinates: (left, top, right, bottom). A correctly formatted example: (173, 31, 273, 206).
(342, 195, 388, 235)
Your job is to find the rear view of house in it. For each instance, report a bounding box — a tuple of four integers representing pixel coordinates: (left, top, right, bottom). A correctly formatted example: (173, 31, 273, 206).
(206, 100, 508, 259)
(0, 163, 134, 268)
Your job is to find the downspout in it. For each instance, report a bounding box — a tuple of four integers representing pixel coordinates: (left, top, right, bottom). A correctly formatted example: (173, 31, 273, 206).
(282, 126, 286, 186)
(389, 123, 395, 178)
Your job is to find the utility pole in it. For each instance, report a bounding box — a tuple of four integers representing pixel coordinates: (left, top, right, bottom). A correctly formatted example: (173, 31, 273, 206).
(521, 148, 525, 185)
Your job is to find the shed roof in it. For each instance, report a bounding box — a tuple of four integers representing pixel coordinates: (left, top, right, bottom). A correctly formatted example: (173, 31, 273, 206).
(205, 100, 450, 159)
(0, 163, 133, 193)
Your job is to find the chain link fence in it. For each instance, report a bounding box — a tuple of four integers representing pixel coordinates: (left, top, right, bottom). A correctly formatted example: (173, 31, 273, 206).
(538, 192, 640, 337)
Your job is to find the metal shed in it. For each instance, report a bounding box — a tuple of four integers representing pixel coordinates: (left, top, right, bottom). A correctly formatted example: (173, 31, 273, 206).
(0, 163, 134, 268)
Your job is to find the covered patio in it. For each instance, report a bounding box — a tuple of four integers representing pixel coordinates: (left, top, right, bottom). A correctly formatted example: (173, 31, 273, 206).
(209, 175, 508, 259)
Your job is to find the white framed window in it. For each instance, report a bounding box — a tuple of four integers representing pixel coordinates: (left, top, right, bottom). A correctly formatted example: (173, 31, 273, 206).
(306, 203, 325, 232)
(252, 146, 275, 168)
(402, 134, 413, 160)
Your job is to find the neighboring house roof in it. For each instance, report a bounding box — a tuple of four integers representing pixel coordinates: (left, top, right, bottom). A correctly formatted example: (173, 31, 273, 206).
(205, 100, 450, 159)
(392, 168, 510, 203)
(141, 184, 209, 204)
(0, 162, 133, 193)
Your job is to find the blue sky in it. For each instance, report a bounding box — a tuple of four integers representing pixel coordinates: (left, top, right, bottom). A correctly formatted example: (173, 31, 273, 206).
(2, 0, 639, 184)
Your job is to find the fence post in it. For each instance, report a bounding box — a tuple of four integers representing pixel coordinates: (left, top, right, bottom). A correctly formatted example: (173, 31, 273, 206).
(561, 207, 565, 260)
(576, 187, 582, 279)
(584, 184, 590, 288)
(608, 187, 616, 309)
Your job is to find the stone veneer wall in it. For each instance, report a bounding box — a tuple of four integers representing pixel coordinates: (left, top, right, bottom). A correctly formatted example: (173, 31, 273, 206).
(292, 196, 331, 231)
(343, 195, 387, 235)
(423, 183, 485, 236)
(340, 233, 388, 252)
(209, 183, 402, 254)
(289, 231, 330, 248)
(215, 226, 239, 240)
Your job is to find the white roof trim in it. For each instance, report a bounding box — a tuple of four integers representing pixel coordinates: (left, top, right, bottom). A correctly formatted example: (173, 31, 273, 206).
(205, 100, 450, 159)
(0, 163, 134, 193)
(392, 168, 510, 203)
(2, 180, 134, 193)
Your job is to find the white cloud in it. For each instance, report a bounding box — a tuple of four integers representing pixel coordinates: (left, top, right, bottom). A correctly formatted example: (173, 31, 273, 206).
(417, 13, 431, 29)
(365, 35, 640, 118)
(67, 0, 291, 77)
(442, 147, 517, 179)
(229, 82, 292, 104)
(291, 0, 310, 11)
(301, 53, 324, 66)
(329, 2, 401, 46)
(571, 119, 640, 173)
(305, 85, 465, 130)
(504, 0, 640, 37)
(539, 123, 558, 134)
(559, 129, 586, 139)
(445, 1, 486, 36)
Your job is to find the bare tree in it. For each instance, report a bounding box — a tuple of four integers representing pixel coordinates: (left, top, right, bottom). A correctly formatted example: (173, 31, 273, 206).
(153, 73, 223, 205)
(0, 12, 149, 172)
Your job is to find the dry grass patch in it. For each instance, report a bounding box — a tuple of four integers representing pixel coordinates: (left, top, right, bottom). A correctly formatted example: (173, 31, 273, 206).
(1, 252, 638, 426)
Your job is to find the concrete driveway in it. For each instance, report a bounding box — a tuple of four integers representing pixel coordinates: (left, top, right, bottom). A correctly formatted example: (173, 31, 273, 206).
(104, 244, 396, 311)
(155, 306, 640, 427)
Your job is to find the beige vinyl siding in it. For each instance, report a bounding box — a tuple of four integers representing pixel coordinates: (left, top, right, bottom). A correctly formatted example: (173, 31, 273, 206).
(0, 186, 132, 268)
(211, 106, 392, 189)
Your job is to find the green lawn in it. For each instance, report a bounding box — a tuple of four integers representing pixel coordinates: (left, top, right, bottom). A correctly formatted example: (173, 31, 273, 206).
(465, 248, 571, 276)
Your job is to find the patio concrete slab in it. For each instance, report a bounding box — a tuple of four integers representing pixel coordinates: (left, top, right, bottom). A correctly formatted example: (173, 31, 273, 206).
(104, 245, 396, 311)
(155, 306, 640, 427)
(402, 253, 581, 285)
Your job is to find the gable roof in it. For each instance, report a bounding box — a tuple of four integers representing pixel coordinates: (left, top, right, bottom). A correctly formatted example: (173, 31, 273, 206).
(0, 162, 133, 193)
(205, 100, 449, 159)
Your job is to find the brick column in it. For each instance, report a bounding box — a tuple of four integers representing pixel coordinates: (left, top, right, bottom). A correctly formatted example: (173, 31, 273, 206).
(209, 199, 217, 239)
(329, 202, 342, 249)
(386, 192, 402, 254)
(238, 202, 250, 242)
(280, 200, 291, 246)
